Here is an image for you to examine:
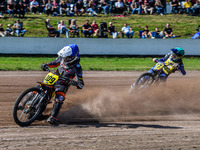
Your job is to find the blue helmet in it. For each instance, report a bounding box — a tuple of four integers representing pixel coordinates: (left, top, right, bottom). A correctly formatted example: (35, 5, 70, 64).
(58, 44, 80, 67)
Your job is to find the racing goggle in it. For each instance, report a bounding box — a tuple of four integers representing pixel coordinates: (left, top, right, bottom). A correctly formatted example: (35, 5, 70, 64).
(172, 53, 183, 60)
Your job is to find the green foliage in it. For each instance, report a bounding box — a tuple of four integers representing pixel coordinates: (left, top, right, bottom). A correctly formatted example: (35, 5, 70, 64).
(0, 14, 200, 38)
(0, 56, 200, 71)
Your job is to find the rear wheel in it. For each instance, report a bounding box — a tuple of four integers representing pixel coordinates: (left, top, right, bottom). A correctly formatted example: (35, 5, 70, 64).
(135, 73, 155, 90)
(13, 87, 43, 127)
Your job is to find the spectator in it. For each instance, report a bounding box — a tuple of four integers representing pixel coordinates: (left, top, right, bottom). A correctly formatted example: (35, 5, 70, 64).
(5, 24, 14, 36)
(7, 1, 15, 18)
(155, 0, 163, 15)
(87, 0, 97, 16)
(150, 1, 156, 14)
(52, 0, 59, 16)
(82, 20, 93, 37)
(46, 0, 53, 16)
(131, 0, 142, 14)
(58, 20, 69, 38)
(83, 0, 89, 9)
(184, 0, 192, 14)
(39, 0, 47, 14)
(123, 0, 130, 13)
(0, 1, 5, 17)
(163, 23, 176, 38)
(69, 19, 79, 37)
(143, 0, 154, 14)
(138, 0, 144, 14)
(191, 25, 200, 39)
(75, 0, 85, 16)
(108, 22, 118, 38)
(109, 0, 117, 13)
(151, 27, 162, 38)
(191, 0, 200, 15)
(142, 0, 149, 14)
(115, 0, 125, 13)
(171, 0, 179, 14)
(22, 0, 29, 15)
(121, 23, 134, 38)
(16, 1, 25, 18)
(91, 20, 99, 37)
(30, 0, 39, 14)
(45, 18, 60, 37)
(161, 0, 166, 14)
(0, 23, 5, 37)
(127, 0, 132, 5)
(126, 0, 131, 10)
(13, 19, 27, 37)
(60, 0, 70, 16)
(99, 0, 109, 14)
(142, 25, 152, 38)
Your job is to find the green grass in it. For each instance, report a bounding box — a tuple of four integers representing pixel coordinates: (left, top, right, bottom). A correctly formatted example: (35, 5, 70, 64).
(1, 56, 200, 71)
(0, 13, 200, 38)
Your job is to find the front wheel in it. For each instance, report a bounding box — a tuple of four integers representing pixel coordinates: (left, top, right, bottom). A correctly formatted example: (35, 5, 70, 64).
(135, 73, 155, 90)
(13, 87, 43, 127)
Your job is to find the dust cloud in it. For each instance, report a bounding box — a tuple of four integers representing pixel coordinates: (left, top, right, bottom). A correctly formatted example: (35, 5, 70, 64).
(59, 78, 200, 123)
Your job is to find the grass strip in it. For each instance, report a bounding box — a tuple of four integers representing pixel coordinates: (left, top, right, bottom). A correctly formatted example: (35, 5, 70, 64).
(0, 56, 200, 71)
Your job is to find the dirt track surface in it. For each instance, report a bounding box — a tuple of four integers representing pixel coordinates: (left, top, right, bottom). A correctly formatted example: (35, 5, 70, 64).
(1, 71, 200, 150)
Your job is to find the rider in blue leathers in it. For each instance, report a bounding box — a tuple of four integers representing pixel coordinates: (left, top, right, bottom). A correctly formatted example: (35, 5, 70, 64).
(41, 44, 84, 125)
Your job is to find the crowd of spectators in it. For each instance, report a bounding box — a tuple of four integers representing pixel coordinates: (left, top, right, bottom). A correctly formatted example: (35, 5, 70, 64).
(0, 17, 198, 39)
(0, 19, 26, 37)
(1, 0, 200, 18)
(43, 18, 181, 39)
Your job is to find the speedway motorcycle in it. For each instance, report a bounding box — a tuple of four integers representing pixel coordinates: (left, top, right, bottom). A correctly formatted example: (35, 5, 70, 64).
(129, 59, 179, 93)
(13, 68, 76, 127)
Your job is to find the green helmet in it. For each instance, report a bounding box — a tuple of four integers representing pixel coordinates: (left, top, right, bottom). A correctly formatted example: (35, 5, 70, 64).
(171, 47, 185, 58)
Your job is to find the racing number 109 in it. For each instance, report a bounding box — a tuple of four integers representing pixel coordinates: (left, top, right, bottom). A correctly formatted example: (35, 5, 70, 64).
(44, 75, 56, 84)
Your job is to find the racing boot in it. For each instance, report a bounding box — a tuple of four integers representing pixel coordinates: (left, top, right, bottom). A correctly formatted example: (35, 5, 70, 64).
(47, 101, 63, 126)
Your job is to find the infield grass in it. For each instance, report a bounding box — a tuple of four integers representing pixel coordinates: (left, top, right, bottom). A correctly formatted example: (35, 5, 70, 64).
(0, 56, 200, 71)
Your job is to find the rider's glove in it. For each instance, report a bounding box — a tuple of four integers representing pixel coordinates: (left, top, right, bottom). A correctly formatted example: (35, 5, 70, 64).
(41, 64, 49, 71)
(77, 79, 84, 89)
(153, 58, 158, 63)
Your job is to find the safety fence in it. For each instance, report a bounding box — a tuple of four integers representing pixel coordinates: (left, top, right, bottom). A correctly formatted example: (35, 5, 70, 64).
(0, 37, 199, 56)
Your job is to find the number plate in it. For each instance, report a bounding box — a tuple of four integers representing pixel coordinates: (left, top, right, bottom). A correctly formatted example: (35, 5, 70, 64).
(43, 72, 59, 85)
(154, 63, 164, 71)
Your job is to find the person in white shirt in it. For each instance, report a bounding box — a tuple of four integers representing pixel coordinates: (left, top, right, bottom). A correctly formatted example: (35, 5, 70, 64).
(121, 23, 134, 38)
(58, 20, 69, 38)
(115, 0, 124, 13)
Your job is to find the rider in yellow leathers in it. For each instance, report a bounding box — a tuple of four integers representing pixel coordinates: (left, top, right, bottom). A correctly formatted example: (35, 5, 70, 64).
(130, 47, 186, 91)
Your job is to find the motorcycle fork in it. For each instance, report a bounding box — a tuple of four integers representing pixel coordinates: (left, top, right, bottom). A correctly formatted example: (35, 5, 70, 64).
(152, 71, 161, 86)
(31, 90, 47, 109)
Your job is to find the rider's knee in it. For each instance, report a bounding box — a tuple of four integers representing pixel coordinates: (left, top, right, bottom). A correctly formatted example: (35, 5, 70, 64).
(55, 92, 65, 103)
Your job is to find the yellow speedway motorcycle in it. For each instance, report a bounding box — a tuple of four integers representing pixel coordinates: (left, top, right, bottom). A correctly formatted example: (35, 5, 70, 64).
(13, 68, 76, 127)
(129, 59, 179, 93)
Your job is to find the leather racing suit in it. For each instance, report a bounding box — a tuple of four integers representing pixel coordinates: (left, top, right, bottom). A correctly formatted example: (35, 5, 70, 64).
(46, 56, 84, 122)
(149, 52, 186, 81)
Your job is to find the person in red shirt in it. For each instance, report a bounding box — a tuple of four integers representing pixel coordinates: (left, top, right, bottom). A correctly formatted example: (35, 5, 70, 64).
(91, 20, 99, 37)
